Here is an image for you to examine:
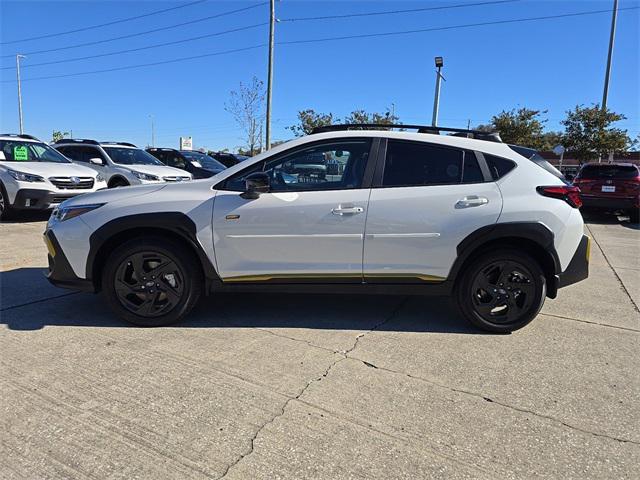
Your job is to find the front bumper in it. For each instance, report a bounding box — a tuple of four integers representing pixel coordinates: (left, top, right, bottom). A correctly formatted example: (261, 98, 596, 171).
(14, 188, 88, 210)
(557, 235, 590, 288)
(44, 230, 95, 292)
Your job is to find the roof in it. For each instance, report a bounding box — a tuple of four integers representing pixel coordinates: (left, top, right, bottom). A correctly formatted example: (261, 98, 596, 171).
(53, 139, 138, 148)
(0, 133, 41, 142)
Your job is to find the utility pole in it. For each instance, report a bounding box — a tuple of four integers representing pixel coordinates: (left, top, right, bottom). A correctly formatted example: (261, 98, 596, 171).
(431, 56, 444, 127)
(265, 0, 275, 150)
(149, 115, 155, 147)
(602, 0, 618, 111)
(16, 54, 26, 134)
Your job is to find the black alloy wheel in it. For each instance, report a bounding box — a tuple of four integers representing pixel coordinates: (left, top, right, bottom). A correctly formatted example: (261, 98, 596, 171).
(456, 250, 546, 333)
(114, 251, 185, 318)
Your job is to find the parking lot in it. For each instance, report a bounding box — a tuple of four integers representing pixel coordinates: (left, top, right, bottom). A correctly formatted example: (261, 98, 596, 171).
(0, 213, 638, 479)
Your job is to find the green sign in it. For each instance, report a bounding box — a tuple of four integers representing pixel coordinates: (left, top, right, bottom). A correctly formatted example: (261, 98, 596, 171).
(13, 146, 28, 161)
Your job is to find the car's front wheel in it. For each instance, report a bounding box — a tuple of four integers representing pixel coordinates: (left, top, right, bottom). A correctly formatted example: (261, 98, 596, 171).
(0, 183, 15, 221)
(102, 237, 203, 326)
(455, 249, 546, 333)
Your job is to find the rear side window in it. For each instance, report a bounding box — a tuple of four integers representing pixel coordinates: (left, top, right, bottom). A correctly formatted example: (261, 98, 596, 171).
(578, 165, 639, 179)
(484, 154, 516, 180)
(382, 140, 480, 187)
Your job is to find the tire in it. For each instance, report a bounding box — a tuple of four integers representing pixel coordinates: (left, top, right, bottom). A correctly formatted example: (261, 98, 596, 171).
(108, 177, 129, 188)
(102, 237, 203, 327)
(455, 249, 546, 333)
(628, 208, 640, 224)
(0, 182, 15, 221)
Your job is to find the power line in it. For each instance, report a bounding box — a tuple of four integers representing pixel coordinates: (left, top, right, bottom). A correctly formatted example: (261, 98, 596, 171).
(0, 45, 265, 82)
(0, 2, 268, 59)
(3, 6, 637, 83)
(279, 0, 520, 22)
(279, 6, 640, 46)
(1, 23, 268, 70)
(0, 0, 208, 45)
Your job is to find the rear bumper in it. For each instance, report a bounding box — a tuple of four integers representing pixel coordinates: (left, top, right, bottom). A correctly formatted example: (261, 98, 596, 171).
(580, 195, 638, 210)
(44, 230, 95, 292)
(557, 235, 590, 289)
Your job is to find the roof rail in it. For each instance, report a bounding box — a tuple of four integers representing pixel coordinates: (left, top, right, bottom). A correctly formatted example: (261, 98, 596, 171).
(53, 138, 100, 145)
(100, 141, 137, 148)
(1, 133, 41, 141)
(310, 124, 502, 143)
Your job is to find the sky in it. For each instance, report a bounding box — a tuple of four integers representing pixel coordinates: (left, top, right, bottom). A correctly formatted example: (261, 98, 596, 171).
(0, 0, 638, 152)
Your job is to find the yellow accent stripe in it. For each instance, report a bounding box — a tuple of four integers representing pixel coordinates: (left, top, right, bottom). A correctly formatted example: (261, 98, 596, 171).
(43, 235, 56, 257)
(586, 236, 591, 263)
(222, 273, 445, 283)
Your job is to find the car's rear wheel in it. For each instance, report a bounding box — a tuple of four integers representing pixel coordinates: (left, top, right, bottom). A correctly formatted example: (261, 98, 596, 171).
(455, 249, 546, 333)
(102, 237, 203, 326)
(629, 208, 639, 224)
(108, 178, 129, 188)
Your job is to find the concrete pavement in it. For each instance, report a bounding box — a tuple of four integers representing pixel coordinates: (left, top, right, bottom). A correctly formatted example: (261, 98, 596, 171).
(1, 212, 638, 479)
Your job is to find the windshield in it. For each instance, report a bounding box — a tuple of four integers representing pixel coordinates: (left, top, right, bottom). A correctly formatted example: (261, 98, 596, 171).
(0, 140, 71, 163)
(508, 145, 566, 182)
(181, 151, 226, 171)
(578, 164, 639, 179)
(103, 147, 164, 166)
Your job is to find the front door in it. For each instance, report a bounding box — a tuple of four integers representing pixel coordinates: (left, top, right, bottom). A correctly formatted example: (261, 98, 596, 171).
(363, 139, 502, 282)
(212, 138, 375, 282)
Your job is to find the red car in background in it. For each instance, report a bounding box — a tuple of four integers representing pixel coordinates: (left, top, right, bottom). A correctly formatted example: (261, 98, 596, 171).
(573, 163, 640, 223)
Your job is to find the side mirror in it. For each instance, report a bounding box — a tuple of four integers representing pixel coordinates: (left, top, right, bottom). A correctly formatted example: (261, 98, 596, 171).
(89, 157, 104, 165)
(240, 172, 270, 199)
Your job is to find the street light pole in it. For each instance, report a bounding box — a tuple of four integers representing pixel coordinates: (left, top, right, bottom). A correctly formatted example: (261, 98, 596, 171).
(602, 0, 618, 111)
(149, 115, 155, 147)
(431, 56, 444, 127)
(16, 54, 26, 134)
(265, 0, 275, 150)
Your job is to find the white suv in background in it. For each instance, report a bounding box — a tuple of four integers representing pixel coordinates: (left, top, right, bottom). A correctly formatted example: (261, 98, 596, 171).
(53, 139, 191, 188)
(44, 124, 590, 332)
(0, 134, 107, 220)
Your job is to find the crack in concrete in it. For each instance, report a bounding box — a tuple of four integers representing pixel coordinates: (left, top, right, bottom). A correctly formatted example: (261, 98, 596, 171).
(585, 224, 639, 313)
(0, 291, 79, 312)
(346, 357, 639, 446)
(219, 298, 408, 479)
(541, 312, 640, 332)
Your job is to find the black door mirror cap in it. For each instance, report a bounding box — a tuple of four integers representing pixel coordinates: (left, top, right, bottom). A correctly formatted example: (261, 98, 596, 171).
(240, 172, 270, 199)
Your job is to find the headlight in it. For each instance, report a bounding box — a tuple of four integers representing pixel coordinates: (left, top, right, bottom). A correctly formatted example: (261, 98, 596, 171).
(8, 169, 45, 182)
(132, 171, 159, 181)
(54, 203, 104, 222)
(96, 173, 106, 182)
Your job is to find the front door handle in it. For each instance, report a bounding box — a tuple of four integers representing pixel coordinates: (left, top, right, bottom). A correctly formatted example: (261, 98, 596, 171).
(455, 196, 489, 209)
(332, 206, 364, 215)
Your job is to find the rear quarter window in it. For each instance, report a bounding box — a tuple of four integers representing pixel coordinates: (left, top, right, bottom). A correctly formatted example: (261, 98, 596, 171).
(483, 154, 516, 180)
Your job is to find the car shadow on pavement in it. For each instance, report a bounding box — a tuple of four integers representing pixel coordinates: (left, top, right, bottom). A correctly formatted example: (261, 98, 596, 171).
(1, 268, 487, 334)
(0, 211, 51, 224)
(581, 210, 639, 230)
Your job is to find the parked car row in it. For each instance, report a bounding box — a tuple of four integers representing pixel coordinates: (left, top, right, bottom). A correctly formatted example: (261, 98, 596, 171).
(0, 133, 256, 220)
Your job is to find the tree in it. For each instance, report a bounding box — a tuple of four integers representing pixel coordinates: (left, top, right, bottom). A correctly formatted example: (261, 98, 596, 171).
(561, 104, 633, 163)
(485, 108, 548, 149)
(343, 107, 399, 127)
(52, 130, 70, 142)
(225, 76, 265, 156)
(287, 109, 334, 136)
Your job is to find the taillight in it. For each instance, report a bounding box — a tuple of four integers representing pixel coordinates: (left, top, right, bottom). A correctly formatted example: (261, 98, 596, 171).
(537, 185, 582, 208)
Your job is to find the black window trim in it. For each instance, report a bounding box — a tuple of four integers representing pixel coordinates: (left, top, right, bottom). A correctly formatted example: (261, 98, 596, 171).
(371, 138, 495, 189)
(215, 137, 380, 193)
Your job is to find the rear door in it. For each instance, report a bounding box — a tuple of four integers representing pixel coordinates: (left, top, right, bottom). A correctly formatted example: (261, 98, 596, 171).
(212, 138, 376, 282)
(363, 139, 502, 282)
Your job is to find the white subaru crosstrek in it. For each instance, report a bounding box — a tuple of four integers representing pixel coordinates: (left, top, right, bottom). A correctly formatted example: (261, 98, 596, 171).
(53, 139, 191, 188)
(0, 134, 107, 220)
(44, 125, 589, 332)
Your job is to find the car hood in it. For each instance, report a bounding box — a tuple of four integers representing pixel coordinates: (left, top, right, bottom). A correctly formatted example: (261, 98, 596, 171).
(0, 161, 99, 178)
(60, 183, 167, 207)
(117, 164, 191, 178)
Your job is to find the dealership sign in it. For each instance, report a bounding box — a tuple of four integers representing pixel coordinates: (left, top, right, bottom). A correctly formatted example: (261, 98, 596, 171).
(180, 136, 193, 150)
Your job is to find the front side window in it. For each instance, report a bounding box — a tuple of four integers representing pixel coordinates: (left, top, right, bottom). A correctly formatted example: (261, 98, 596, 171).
(223, 140, 372, 192)
(0, 140, 70, 163)
(382, 140, 479, 187)
(103, 147, 163, 166)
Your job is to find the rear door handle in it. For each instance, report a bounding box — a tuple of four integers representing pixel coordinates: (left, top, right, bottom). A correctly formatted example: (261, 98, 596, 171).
(455, 196, 489, 208)
(332, 206, 364, 215)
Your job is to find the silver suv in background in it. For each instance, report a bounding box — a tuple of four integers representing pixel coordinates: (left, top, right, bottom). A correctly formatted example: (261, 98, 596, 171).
(0, 134, 107, 220)
(53, 139, 191, 188)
